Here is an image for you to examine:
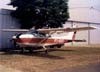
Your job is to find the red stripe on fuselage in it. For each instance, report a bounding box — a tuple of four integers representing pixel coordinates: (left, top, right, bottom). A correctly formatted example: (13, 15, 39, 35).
(15, 38, 68, 44)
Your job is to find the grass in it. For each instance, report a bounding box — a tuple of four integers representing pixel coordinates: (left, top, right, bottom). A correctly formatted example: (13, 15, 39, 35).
(0, 45, 100, 72)
(49, 45, 100, 56)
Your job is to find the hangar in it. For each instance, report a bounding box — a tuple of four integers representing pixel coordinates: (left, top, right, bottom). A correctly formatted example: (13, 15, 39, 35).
(0, 9, 20, 50)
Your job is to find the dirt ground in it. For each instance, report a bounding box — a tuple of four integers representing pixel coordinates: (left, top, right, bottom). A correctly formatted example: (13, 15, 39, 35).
(0, 45, 100, 72)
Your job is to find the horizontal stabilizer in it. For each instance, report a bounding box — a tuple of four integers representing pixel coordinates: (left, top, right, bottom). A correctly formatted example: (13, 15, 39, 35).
(68, 39, 86, 42)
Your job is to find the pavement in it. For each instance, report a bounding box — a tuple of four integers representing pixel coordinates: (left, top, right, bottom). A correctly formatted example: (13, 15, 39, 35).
(0, 65, 21, 72)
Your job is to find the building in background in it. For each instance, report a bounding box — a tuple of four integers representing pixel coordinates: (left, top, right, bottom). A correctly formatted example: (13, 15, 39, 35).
(0, 0, 100, 49)
(0, 9, 20, 49)
(68, 0, 100, 44)
(69, 0, 100, 23)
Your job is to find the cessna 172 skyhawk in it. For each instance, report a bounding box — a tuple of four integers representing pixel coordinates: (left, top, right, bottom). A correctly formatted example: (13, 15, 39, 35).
(2, 25, 97, 53)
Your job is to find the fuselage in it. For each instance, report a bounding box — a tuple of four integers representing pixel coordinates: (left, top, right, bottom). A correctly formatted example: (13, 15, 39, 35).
(12, 29, 75, 48)
(12, 33, 68, 47)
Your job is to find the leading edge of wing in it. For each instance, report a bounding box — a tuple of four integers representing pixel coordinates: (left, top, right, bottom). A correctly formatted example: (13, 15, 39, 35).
(1, 29, 29, 32)
(37, 26, 98, 33)
(1, 26, 98, 33)
(65, 26, 97, 32)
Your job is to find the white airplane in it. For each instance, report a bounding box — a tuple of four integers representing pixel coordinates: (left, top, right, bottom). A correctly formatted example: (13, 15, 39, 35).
(1, 25, 96, 53)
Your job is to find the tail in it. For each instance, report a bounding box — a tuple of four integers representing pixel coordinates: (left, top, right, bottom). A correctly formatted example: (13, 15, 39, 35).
(53, 25, 87, 42)
(65, 31, 77, 40)
(72, 31, 77, 40)
(65, 25, 77, 40)
(53, 25, 77, 40)
(52, 31, 77, 40)
(66, 25, 86, 42)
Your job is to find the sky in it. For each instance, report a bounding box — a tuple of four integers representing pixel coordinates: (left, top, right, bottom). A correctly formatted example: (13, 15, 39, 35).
(0, 0, 15, 10)
(0, 0, 100, 22)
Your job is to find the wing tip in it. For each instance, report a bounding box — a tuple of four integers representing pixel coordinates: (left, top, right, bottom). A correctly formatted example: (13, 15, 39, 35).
(90, 26, 100, 29)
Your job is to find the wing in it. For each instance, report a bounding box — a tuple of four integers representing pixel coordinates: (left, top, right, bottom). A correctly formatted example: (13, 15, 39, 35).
(1, 26, 97, 33)
(37, 26, 97, 33)
(1, 29, 29, 32)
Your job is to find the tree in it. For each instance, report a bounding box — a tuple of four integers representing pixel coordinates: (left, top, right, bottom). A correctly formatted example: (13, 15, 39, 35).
(9, 0, 69, 29)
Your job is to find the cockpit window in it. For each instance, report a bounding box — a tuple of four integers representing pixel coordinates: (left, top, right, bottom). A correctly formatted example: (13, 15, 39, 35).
(26, 29, 38, 34)
(26, 29, 46, 37)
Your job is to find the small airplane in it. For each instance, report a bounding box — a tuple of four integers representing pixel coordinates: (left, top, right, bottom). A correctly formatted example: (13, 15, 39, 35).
(1, 25, 97, 53)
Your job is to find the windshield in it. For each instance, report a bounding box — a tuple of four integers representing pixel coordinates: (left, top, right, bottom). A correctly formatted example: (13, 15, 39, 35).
(26, 29, 46, 37)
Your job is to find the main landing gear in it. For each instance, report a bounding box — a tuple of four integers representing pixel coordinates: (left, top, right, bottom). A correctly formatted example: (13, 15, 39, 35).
(19, 46, 49, 54)
(43, 46, 48, 54)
